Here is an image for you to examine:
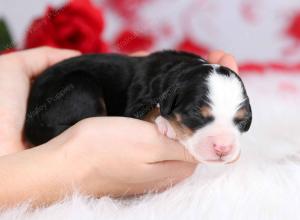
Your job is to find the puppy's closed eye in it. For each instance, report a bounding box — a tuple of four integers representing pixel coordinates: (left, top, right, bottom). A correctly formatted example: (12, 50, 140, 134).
(234, 106, 252, 131)
(199, 105, 212, 118)
(235, 107, 247, 120)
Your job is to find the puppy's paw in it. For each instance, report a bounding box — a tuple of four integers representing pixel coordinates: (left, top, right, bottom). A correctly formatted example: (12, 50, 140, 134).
(154, 116, 176, 139)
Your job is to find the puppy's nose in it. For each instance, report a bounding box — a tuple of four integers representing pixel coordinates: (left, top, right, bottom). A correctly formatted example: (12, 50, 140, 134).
(213, 144, 232, 157)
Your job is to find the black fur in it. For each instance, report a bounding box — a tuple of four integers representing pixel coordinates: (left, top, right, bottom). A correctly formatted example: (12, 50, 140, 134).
(24, 50, 251, 146)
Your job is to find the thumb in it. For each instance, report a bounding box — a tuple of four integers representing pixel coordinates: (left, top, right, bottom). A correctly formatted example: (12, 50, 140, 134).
(16, 47, 81, 77)
(146, 160, 197, 188)
(152, 135, 199, 164)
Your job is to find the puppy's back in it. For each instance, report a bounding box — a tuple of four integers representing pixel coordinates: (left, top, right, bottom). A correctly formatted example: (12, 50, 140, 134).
(25, 54, 135, 145)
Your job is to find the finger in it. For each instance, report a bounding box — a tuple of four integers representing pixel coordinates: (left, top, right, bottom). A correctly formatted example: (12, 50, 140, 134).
(218, 53, 239, 74)
(16, 47, 81, 77)
(129, 161, 196, 195)
(86, 117, 199, 163)
(146, 161, 197, 185)
(207, 50, 225, 63)
(111, 161, 196, 196)
(130, 51, 149, 57)
(152, 135, 199, 163)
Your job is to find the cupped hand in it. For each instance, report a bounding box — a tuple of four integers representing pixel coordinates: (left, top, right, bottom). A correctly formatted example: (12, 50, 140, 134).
(0, 48, 238, 199)
(46, 50, 239, 197)
(51, 117, 197, 197)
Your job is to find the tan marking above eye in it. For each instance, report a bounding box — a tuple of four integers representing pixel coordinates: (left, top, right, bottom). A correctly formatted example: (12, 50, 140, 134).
(143, 107, 160, 122)
(199, 106, 212, 118)
(235, 107, 247, 120)
(175, 113, 182, 122)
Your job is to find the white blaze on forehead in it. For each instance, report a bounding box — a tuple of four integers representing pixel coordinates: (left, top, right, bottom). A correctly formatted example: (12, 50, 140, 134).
(206, 66, 245, 118)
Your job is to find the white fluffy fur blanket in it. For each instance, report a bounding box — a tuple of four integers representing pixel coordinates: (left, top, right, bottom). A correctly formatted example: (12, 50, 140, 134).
(1, 73, 300, 220)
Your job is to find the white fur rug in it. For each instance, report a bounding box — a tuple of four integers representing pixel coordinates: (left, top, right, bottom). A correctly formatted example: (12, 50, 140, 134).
(1, 73, 300, 220)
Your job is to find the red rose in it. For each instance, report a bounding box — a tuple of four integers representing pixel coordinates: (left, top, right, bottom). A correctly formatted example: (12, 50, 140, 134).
(114, 29, 154, 53)
(25, 0, 108, 53)
(108, 0, 148, 19)
(286, 12, 300, 41)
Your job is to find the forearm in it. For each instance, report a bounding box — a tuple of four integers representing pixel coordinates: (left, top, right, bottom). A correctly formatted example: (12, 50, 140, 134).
(0, 141, 76, 208)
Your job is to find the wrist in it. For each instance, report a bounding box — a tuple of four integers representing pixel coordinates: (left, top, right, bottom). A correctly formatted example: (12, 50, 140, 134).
(0, 139, 75, 207)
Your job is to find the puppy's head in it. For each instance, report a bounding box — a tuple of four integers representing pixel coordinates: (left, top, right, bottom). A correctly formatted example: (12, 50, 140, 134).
(158, 64, 252, 164)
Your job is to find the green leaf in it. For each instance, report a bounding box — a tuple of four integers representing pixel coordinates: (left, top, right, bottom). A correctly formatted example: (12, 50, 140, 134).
(0, 18, 14, 51)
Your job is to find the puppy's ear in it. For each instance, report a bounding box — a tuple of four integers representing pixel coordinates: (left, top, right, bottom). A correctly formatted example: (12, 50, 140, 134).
(160, 87, 179, 117)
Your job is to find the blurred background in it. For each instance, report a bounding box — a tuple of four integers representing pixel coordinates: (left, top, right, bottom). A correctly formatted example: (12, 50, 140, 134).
(1, 0, 300, 73)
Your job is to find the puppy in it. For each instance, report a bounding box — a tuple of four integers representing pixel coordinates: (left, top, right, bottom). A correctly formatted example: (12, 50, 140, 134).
(25, 50, 252, 164)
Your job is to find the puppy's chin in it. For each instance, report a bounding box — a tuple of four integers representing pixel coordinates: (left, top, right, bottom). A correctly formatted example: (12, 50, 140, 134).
(222, 148, 241, 164)
(225, 150, 241, 164)
(199, 159, 227, 165)
(192, 150, 241, 165)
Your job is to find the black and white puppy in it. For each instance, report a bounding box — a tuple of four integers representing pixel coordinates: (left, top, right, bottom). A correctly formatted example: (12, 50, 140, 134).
(25, 50, 252, 164)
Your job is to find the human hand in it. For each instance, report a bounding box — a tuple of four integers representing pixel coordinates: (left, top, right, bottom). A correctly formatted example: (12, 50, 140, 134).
(0, 48, 239, 203)
(0, 47, 197, 202)
(49, 117, 196, 197)
(0, 115, 197, 208)
(49, 50, 239, 197)
(0, 47, 81, 155)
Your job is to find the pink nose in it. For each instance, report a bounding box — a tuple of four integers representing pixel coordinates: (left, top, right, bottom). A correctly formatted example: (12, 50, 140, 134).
(213, 144, 232, 156)
(208, 135, 235, 157)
